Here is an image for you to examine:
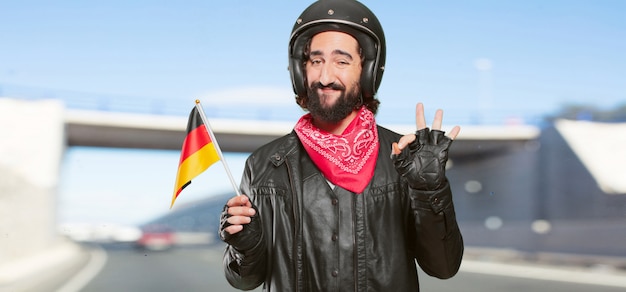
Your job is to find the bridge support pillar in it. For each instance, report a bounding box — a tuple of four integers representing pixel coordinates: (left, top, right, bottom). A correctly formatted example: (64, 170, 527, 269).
(0, 98, 67, 281)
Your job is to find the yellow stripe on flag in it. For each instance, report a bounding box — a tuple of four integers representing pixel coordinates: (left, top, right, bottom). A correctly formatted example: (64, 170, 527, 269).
(171, 142, 220, 208)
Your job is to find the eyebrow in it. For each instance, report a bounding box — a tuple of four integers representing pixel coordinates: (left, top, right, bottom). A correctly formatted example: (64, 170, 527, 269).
(310, 49, 354, 61)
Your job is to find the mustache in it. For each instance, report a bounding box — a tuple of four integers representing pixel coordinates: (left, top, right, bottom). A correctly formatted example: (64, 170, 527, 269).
(311, 82, 345, 91)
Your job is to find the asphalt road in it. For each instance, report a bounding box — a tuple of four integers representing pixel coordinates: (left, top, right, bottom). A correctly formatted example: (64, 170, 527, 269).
(69, 243, 626, 292)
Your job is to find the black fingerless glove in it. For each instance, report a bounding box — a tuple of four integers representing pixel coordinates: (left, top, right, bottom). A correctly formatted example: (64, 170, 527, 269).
(219, 200, 263, 252)
(391, 128, 453, 191)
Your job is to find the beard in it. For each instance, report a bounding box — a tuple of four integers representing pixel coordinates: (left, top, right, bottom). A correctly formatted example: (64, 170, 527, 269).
(306, 81, 362, 124)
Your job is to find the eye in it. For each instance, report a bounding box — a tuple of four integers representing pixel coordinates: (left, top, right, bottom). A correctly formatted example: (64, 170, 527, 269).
(309, 58, 322, 66)
(336, 60, 350, 67)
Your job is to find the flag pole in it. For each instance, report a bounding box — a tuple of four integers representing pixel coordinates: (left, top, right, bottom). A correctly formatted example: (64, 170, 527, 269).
(194, 99, 242, 196)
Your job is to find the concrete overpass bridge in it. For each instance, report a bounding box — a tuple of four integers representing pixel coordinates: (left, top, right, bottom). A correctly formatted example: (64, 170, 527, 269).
(64, 106, 540, 155)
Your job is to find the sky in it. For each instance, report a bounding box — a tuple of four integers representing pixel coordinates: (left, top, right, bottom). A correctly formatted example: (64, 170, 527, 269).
(2, 0, 625, 121)
(2, 0, 625, 225)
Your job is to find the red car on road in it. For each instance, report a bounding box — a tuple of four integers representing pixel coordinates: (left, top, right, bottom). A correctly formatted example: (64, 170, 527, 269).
(136, 225, 175, 251)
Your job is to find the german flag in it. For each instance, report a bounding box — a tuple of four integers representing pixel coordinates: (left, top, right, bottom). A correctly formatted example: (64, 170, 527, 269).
(171, 106, 220, 208)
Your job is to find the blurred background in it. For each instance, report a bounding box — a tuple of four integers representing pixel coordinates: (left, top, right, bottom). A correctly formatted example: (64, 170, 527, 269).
(1, 0, 625, 291)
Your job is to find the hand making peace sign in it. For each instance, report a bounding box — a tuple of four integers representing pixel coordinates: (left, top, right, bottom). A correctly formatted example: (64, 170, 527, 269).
(392, 103, 460, 155)
(391, 103, 460, 191)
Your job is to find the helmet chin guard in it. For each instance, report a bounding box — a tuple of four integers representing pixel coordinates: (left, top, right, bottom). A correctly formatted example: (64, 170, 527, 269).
(289, 0, 386, 102)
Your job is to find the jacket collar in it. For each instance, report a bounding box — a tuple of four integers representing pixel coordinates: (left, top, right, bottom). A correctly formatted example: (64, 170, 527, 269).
(268, 131, 301, 167)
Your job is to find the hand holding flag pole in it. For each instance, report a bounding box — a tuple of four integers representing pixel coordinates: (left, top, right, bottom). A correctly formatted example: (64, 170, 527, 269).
(171, 100, 241, 209)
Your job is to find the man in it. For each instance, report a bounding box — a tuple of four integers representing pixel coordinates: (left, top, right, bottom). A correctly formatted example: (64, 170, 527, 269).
(219, 0, 463, 290)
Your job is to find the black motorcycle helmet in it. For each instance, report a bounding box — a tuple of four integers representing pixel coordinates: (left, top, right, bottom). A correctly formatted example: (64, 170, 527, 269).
(288, 0, 386, 113)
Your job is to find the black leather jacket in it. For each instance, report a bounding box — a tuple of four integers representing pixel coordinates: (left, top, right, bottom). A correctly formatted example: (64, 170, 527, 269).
(224, 126, 464, 291)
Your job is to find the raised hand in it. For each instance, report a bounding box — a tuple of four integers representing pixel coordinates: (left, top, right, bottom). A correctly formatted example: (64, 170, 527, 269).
(391, 103, 460, 191)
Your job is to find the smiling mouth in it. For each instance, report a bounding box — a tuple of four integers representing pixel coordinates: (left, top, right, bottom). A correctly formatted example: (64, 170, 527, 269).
(319, 87, 338, 94)
(318, 88, 341, 100)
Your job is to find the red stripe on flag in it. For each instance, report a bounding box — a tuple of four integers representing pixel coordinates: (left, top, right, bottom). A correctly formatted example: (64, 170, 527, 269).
(179, 124, 212, 164)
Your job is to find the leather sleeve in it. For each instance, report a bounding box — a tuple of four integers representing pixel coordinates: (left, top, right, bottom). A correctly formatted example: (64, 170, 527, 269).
(222, 158, 267, 290)
(408, 181, 464, 279)
(223, 237, 267, 290)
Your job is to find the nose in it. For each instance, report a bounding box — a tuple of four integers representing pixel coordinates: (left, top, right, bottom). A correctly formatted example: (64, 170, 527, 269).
(318, 63, 336, 86)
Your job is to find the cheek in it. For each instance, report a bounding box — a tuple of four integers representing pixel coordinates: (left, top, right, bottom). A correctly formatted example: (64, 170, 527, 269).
(305, 67, 317, 85)
(341, 70, 361, 87)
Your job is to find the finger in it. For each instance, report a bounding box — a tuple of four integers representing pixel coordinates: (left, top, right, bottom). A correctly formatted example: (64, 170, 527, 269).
(224, 224, 244, 235)
(391, 142, 401, 155)
(227, 215, 252, 225)
(432, 109, 443, 130)
(415, 103, 427, 130)
(228, 206, 256, 216)
(226, 194, 250, 207)
(397, 134, 416, 149)
(448, 125, 461, 140)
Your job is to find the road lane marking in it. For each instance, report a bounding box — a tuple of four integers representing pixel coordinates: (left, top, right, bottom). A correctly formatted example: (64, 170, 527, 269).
(57, 245, 108, 292)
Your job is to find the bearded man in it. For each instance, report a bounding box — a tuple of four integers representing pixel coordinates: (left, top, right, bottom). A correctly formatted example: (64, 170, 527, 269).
(219, 1, 464, 291)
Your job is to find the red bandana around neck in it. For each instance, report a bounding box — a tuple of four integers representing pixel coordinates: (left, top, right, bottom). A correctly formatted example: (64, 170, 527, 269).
(294, 107, 379, 194)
